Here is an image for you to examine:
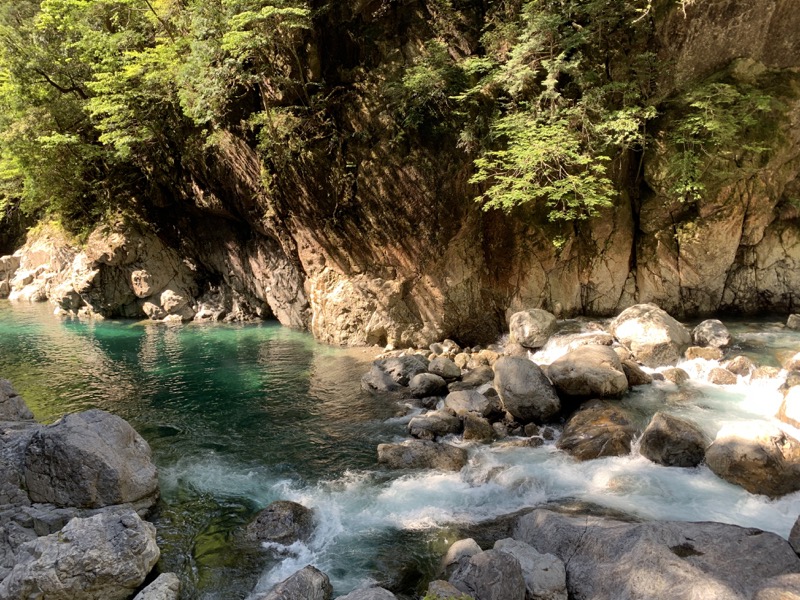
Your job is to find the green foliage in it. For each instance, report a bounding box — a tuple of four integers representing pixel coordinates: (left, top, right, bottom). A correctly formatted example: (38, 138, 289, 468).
(663, 81, 778, 203)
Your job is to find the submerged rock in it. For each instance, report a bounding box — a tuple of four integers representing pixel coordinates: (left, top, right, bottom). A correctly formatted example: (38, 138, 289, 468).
(547, 345, 629, 399)
(0, 509, 159, 600)
(0, 379, 34, 421)
(246, 500, 315, 545)
(377, 440, 467, 471)
(609, 304, 691, 367)
(508, 309, 557, 349)
(493, 357, 560, 423)
(257, 565, 332, 600)
(557, 401, 636, 461)
(513, 509, 800, 600)
(24, 409, 159, 510)
(639, 412, 709, 467)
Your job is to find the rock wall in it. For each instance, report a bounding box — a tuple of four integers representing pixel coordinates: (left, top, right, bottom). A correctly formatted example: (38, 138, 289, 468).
(2, 0, 800, 345)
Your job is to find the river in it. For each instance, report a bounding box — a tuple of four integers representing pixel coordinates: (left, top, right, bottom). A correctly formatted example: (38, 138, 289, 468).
(1, 301, 799, 599)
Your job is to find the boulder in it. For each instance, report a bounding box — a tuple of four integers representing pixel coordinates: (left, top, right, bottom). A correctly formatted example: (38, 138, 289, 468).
(725, 355, 755, 376)
(685, 346, 724, 361)
(441, 537, 482, 578)
(692, 319, 732, 348)
(753, 574, 800, 600)
(789, 315, 800, 331)
(661, 367, 690, 384)
(335, 588, 397, 600)
(449, 366, 495, 392)
(408, 410, 462, 440)
(547, 345, 629, 399)
(494, 538, 567, 600)
(753, 366, 781, 380)
(23, 409, 159, 509)
(705, 422, 800, 497)
(557, 401, 636, 461)
(463, 414, 494, 443)
(454, 353, 470, 369)
(778, 387, 800, 429)
(513, 509, 800, 600)
(493, 357, 560, 423)
(708, 367, 738, 385)
(508, 309, 557, 349)
(132, 573, 181, 600)
(428, 580, 474, 599)
(0, 380, 34, 421)
(361, 366, 403, 394)
(429, 357, 462, 381)
(375, 355, 429, 386)
(444, 390, 492, 417)
(639, 412, 709, 467)
(409, 373, 448, 398)
(621, 360, 653, 386)
(449, 549, 526, 600)
(377, 440, 467, 471)
(609, 304, 691, 367)
(257, 565, 332, 600)
(0, 509, 159, 600)
(246, 500, 315, 545)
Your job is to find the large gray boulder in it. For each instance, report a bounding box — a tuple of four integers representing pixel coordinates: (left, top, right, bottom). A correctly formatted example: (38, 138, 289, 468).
(444, 390, 492, 417)
(494, 538, 567, 600)
(493, 357, 560, 423)
(334, 587, 397, 600)
(132, 573, 181, 600)
(377, 440, 467, 471)
(609, 304, 691, 367)
(0, 509, 159, 600)
(692, 319, 732, 348)
(508, 309, 557, 349)
(375, 355, 429, 386)
(257, 565, 332, 600)
(639, 412, 709, 468)
(556, 401, 636, 461)
(408, 410, 462, 440)
(514, 509, 800, 600)
(409, 373, 448, 398)
(23, 409, 159, 509)
(0, 380, 34, 421)
(705, 422, 800, 498)
(245, 500, 315, 545)
(449, 549, 526, 600)
(546, 345, 629, 399)
(361, 366, 403, 393)
(429, 357, 462, 381)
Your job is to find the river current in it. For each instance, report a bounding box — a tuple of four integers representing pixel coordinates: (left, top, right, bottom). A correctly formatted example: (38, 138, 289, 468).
(1, 301, 799, 599)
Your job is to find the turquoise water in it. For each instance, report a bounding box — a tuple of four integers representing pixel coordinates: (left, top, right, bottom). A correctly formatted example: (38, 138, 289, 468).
(2, 301, 800, 600)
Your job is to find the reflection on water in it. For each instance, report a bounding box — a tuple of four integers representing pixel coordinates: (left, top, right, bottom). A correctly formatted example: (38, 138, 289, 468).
(2, 302, 800, 599)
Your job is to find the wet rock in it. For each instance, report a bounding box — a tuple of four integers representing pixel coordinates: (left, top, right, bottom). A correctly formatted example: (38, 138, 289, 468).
(463, 414, 494, 443)
(445, 390, 492, 417)
(513, 509, 800, 600)
(621, 360, 653, 386)
(376, 355, 429, 386)
(335, 587, 397, 600)
(377, 440, 467, 471)
(753, 573, 800, 600)
(408, 410, 462, 440)
(778, 387, 800, 429)
(361, 366, 403, 394)
(257, 565, 332, 600)
(450, 549, 526, 600)
(708, 367, 738, 385)
(429, 357, 462, 381)
(547, 345, 629, 399)
(609, 304, 691, 367)
(133, 573, 181, 600)
(661, 367, 690, 385)
(788, 315, 800, 331)
(246, 500, 315, 545)
(508, 309, 557, 349)
(639, 412, 709, 467)
(428, 580, 474, 599)
(753, 366, 781, 380)
(692, 319, 732, 348)
(705, 422, 800, 497)
(557, 401, 636, 461)
(449, 366, 495, 392)
(441, 538, 482, 578)
(494, 538, 567, 600)
(409, 373, 448, 398)
(24, 409, 159, 510)
(0, 380, 34, 421)
(685, 346, 724, 361)
(493, 357, 560, 423)
(0, 509, 159, 600)
(725, 355, 756, 376)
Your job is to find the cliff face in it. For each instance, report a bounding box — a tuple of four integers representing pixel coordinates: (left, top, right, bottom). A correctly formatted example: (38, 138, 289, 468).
(5, 0, 800, 347)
